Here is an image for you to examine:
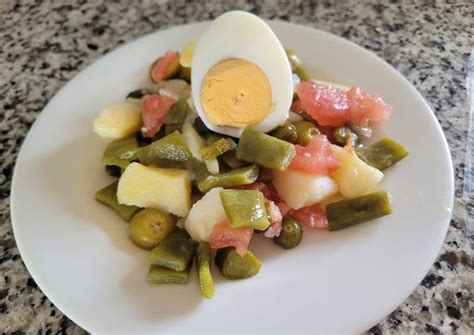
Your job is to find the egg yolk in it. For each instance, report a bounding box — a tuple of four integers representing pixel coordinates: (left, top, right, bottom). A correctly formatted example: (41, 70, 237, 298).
(200, 58, 272, 128)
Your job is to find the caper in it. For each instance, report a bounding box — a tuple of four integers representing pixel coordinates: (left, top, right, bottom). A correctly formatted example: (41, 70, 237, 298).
(129, 208, 176, 250)
(294, 120, 320, 146)
(274, 217, 303, 249)
(333, 126, 360, 147)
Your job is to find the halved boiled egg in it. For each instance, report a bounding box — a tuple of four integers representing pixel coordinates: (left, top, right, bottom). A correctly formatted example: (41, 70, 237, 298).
(191, 11, 293, 137)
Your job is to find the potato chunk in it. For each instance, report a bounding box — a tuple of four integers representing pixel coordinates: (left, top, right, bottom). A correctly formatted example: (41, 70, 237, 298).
(117, 162, 191, 217)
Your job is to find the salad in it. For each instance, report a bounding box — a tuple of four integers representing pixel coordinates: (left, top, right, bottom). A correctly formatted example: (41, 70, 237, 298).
(93, 11, 408, 299)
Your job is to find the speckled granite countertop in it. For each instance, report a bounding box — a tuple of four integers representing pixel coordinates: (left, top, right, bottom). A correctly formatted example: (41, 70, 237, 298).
(0, 0, 472, 333)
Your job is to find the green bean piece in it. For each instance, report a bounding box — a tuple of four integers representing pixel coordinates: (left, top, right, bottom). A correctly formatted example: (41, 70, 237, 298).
(137, 130, 191, 168)
(147, 264, 190, 284)
(355, 138, 409, 170)
(326, 190, 393, 231)
(148, 229, 197, 271)
(102, 136, 139, 170)
(294, 120, 320, 146)
(94, 182, 140, 222)
(286, 49, 310, 81)
(220, 189, 270, 230)
(165, 99, 188, 125)
(164, 123, 183, 135)
(129, 208, 176, 250)
(197, 165, 259, 193)
(196, 242, 215, 299)
(236, 128, 295, 171)
(257, 167, 273, 183)
(205, 133, 226, 146)
(220, 149, 245, 169)
(270, 121, 298, 143)
(273, 217, 303, 249)
(200, 138, 237, 161)
(215, 247, 261, 280)
(333, 126, 360, 147)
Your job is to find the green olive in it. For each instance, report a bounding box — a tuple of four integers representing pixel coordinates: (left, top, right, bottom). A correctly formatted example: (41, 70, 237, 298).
(294, 120, 320, 146)
(129, 208, 176, 250)
(333, 127, 360, 147)
(270, 121, 298, 143)
(274, 217, 303, 249)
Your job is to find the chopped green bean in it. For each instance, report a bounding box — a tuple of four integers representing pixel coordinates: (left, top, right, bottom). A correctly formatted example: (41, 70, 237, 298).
(220, 189, 270, 230)
(220, 149, 245, 169)
(95, 181, 140, 222)
(165, 99, 188, 125)
(196, 242, 215, 298)
(137, 130, 191, 168)
(286, 49, 310, 81)
(197, 165, 259, 193)
(236, 128, 295, 171)
(270, 121, 298, 143)
(215, 247, 261, 280)
(200, 138, 237, 160)
(102, 136, 139, 169)
(326, 190, 392, 231)
(147, 264, 190, 284)
(148, 229, 197, 271)
(355, 138, 409, 170)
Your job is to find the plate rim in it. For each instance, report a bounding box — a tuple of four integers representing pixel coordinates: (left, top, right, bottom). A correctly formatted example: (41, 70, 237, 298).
(10, 19, 454, 333)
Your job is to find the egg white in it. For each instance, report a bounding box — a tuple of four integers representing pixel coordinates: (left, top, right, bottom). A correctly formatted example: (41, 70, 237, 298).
(191, 11, 293, 137)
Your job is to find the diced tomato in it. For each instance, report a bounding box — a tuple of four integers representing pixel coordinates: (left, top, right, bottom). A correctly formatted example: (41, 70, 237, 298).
(293, 81, 350, 127)
(150, 50, 180, 83)
(293, 81, 392, 129)
(347, 87, 392, 129)
(292, 204, 329, 229)
(237, 182, 280, 202)
(264, 200, 283, 238)
(288, 135, 340, 174)
(209, 221, 253, 256)
(140, 94, 175, 138)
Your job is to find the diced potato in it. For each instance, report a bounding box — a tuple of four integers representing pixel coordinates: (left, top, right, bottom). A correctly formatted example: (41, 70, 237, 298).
(273, 169, 338, 210)
(184, 187, 226, 242)
(182, 123, 219, 174)
(330, 145, 383, 199)
(179, 41, 196, 68)
(93, 103, 142, 139)
(117, 162, 191, 217)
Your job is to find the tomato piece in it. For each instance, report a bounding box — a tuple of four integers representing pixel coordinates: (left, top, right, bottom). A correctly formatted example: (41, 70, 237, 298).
(347, 87, 392, 129)
(294, 81, 350, 127)
(288, 135, 340, 174)
(150, 50, 180, 83)
(140, 95, 175, 138)
(292, 204, 329, 229)
(209, 221, 253, 256)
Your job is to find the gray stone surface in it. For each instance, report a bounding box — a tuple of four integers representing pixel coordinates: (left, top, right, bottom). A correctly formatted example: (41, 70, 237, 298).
(0, 0, 472, 333)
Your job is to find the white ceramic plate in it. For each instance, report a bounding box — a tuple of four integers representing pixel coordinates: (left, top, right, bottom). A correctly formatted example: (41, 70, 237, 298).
(11, 21, 454, 333)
